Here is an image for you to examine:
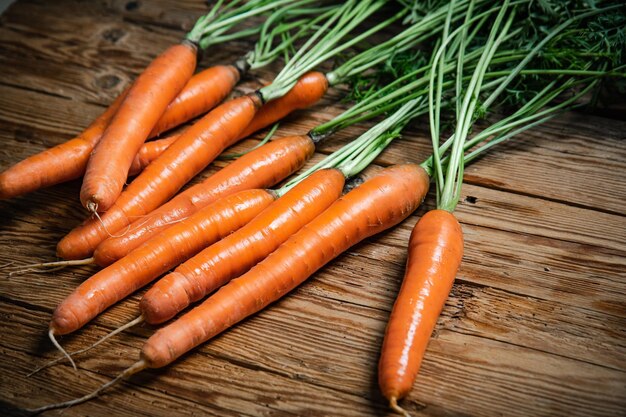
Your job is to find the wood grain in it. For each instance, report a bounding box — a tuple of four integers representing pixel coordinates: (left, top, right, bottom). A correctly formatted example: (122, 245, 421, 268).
(1, 1, 625, 416)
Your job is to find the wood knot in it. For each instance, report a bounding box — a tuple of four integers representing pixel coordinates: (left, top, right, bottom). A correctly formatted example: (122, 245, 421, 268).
(102, 28, 125, 43)
(125, 1, 140, 11)
(96, 74, 121, 90)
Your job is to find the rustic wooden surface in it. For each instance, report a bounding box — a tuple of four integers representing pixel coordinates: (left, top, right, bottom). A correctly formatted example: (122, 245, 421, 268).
(1, 1, 625, 416)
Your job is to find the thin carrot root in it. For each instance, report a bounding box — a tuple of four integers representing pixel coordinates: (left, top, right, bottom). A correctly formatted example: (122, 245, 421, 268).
(28, 316, 144, 377)
(48, 329, 77, 372)
(390, 397, 412, 417)
(6, 257, 94, 276)
(26, 360, 148, 413)
(91, 209, 132, 238)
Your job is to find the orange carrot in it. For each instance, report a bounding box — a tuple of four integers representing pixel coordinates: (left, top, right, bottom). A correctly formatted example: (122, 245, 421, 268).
(80, 41, 197, 212)
(140, 168, 345, 324)
(58, 94, 261, 260)
(239, 71, 327, 138)
(58, 71, 328, 260)
(142, 164, 430, 367)
(378, 209, 463, 412)
(50, 189, 275, 336)
(128, 133, 182, 177)
(95, 134, 315, 266)
(0, 89, 128, 200)
(149, 65, 240, 137)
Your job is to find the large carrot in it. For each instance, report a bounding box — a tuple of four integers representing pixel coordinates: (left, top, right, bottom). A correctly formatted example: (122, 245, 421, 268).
(95, 134, 315, 266)
(80, 41, 197, 212)
(57, 73, 328, 261)
(50, 189, 276, 338)
(378, 210, 463, 411)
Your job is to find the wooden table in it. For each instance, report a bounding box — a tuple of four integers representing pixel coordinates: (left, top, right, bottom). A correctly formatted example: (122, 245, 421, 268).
(1, 1, 625, 416)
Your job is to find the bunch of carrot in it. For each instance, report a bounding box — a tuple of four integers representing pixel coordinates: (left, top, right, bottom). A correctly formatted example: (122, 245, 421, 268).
(1, 0, 624, 414)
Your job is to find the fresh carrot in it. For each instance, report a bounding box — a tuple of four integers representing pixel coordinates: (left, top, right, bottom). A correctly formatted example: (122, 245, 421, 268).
(149, 65, 239, 137)
(140, 168, 345, 324)
(378, 209, 463, 409)
(141, 164, 429, 367)
(58, 72, 328, 261)
(95, 134, 315, 266)
(0, 88, 128, 200)
(239, 71, 327, 138)
(80, 41, 197, 212)
(128, 132, 182, 177)
(50, 189, 276, 337)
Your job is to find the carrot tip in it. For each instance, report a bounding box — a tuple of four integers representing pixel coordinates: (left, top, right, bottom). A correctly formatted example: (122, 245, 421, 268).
(86, 200, 98, 214)
(390, 397, 412, 417)
(48, 329, 77, 372)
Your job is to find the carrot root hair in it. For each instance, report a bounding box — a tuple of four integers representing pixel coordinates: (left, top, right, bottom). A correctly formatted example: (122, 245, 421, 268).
(29, 316, 144, 377)
(91, 209, 132, 239)
(48, 329, 77, 372)
(26, 359, 148, 413)
(390, 397, 412, 417)
(6, 257, 94, 277)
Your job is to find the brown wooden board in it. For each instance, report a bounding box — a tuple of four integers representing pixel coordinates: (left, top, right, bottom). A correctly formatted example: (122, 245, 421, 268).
(0, 1, 625, 416)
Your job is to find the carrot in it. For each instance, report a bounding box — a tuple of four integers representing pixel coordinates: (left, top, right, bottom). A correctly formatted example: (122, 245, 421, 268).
(239, 71, 327, 138)
(128, 132, 182, 177)
(142, 163, 429, 367)
(50, 189, 275, 338)
(80, 41, 197, 212)
(141, 168, 345, 324)
(58, 72, 328, 261)
(378, 210, 463, 411)
(95, 134, 314, 266)
(0, 88, 128, 200)
(149, 65, 240, 137)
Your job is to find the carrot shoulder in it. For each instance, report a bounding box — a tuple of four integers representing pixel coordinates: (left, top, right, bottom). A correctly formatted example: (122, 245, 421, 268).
(80, 41, 197, 212)
(141, 164, 430, 368)
(378, 209, 463, 405)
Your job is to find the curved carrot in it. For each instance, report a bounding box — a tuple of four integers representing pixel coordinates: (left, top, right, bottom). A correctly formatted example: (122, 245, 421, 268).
(128, 133, 182, 177)
(58, 71, 328, 261)
(0, 89, 129, 200)
(50, 189, 275, 336)
(142, 164, 430, 368)
(80, 41, 197, 212)
(149, 65, 240, 137)
(140, 168, 345, 324)
(239, 71, 328, 139)
(58, 94, 261, 260)
(378, 209, 463, 409)
(95, 134, 315, 266)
